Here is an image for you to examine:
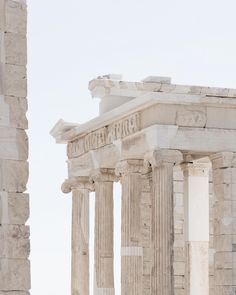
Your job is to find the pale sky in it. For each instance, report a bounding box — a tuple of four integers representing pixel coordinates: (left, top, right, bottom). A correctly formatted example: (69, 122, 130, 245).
(28, 0, 236, 294)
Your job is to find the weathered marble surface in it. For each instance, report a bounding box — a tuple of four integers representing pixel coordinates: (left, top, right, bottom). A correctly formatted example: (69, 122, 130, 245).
(0, 0, 29, 293)
(71, 188, 89, 295)
(211, 153, 236, 295)
(93, 169, 116, 295)
(52, 73, 236, 295)
(116, 160, 143, 295)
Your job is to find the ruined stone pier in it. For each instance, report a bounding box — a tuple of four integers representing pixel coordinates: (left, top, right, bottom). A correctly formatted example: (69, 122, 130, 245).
(0, 0, 30, 294)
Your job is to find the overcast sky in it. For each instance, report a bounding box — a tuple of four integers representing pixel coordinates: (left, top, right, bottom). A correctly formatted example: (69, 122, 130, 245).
(28, 0, 236, 294)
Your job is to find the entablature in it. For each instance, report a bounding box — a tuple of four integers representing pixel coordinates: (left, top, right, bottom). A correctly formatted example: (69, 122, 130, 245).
(51, 75, 236, 179)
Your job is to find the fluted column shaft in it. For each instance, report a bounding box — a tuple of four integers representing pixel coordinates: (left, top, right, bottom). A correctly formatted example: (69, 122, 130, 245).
(91, 169, 116, 295)
(210, 153, 236, 295)
(145, 150, 183, 295)
(116, 159, 144, 295)
(62, 177, 94, 295)
(72, 188, 90, 295)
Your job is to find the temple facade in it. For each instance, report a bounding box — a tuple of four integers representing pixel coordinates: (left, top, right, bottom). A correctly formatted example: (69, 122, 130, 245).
(51, 75, 236, 295)
(0, 0, 30, 294)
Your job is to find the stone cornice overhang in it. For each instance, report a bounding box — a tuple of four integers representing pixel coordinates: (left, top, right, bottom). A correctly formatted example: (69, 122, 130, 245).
(89, 78, 236, 98)
(51, 90, 236, 144)
(51, 76, 236, 183)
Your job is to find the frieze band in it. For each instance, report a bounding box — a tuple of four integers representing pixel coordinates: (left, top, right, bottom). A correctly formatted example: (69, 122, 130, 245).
(67, 112, 140, 158)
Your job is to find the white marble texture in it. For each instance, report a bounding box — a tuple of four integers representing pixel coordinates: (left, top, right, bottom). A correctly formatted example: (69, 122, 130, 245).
(0, 0, 29, 293)
(52, 75, 236, 295)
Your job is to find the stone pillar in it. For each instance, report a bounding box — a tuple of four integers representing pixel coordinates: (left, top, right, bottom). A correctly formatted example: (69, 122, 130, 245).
(182, 163, 209, 295)
(91, 169, 116, 295)
(0, 0, 30, 293)
(62, 177, 94, 295)
(115, 159, 144, 295)
(145, 150, 183, 295)
(211, 152, 236, 295)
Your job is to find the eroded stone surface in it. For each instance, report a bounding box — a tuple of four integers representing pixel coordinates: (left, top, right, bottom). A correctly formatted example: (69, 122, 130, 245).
(0, 127, 28, 160)
(5, 0, 27, 34)
(4, 64, 27, 97)
(0, 258, 30, 290)
(52, 73, 236, 295)
(0, 96, 27, 129)
(5, 32, 27, 65)
(0, 192, 29, 224)
(5, 96, 28, 129)
(0, 225, 30, 258)
(0, 1, 29, 292)
(0, 160, 28, 192)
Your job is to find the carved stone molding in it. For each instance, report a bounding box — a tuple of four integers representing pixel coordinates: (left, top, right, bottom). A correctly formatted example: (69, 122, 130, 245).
(61, 176, 94, 193)
(90, 168, 118, 183)
(115, 159, 144, 177)
(144, 149, 183, 168)
(176, 110, 206, 127)
(67, 112, 140, 158)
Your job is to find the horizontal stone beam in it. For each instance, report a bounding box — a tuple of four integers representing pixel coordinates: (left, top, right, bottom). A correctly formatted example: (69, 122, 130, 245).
(67, 125, 236, 178)
(68, 144, 120, 178)
(54, 94, 208, 143)
(52, 92, 236, 144)
(122, 125, 236, 159)
(89, 77, 236, 98)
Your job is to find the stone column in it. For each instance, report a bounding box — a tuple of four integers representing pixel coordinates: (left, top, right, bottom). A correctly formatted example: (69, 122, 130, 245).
(141, 167, 153, 295)
(145, 150, 183, 295)
(91, 169, 117, 295)
(210, 152, 236, 295)
(62, 177, 94, 295)
(115, 159, 144, 295)
(182, 163, 210, 295)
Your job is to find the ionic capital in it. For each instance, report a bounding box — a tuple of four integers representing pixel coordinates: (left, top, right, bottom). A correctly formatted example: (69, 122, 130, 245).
(144, 149, 183, 168)
(115, 159, 144, 177)
(61, 176, 94, 194)
(210, 152, 236, 170)
(90, 168, 118, 183)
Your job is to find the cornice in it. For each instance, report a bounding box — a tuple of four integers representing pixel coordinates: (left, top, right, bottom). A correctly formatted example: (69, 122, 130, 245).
(51, 91, 236, 144)
(89, 77, 236, 99)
